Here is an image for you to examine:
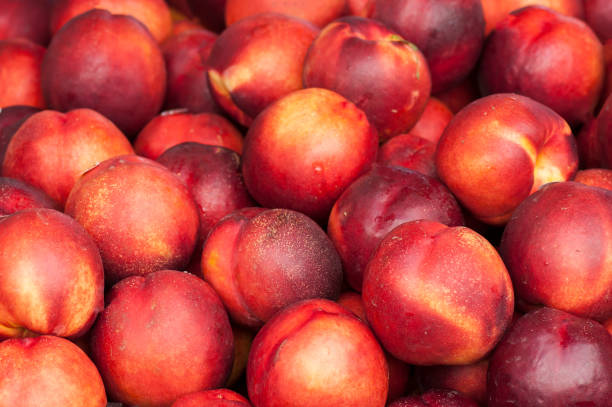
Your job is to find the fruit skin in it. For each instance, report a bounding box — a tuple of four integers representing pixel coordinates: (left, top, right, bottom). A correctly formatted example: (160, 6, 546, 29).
(0, 335, 107, 407)
(478, 6, 604, 125)
(0, 0, 51, 45)
(206, 13, 319, 127)
(435, 93, 578, 225)
(134, 110, 242, 159)
(584, 0, 612, 42)
(50, 0, 173, 43)
(41, 9, 167, 136)
(224, 0, 345, 28)
(0, 39, 45, 109)
(241, 88, 378, 223)
(0, 177, 58, 215)
(415, 361, 488, 405)
(0, 105, 41, 165)
(157, 142, 253, 242)
(327, 165, 464, 291)
(201, 208, 343, 328)
(500, 181, 612, 321)
(185, 0, 226, 32)
(372, 0, 485, 93)
(487, 307, 612, 407)
(2, 108, 134, 207)
(90, 269, 234, 407)
(0, 208, 104, 339)
(480, 0, 584, 35)
(65, 155, 200, 284)
(161, 28, 220, 114)
(574, 168, 612, 191)
(362, 220, 514, 366)
(302, 16, 431, 140)
(599, 93, 612, 167)
(247, 299, 389, 407)
(388, 389, 479, 407)
(171, 389, 252, 407)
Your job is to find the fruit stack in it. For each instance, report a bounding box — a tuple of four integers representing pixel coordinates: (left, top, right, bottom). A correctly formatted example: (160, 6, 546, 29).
(0, 0, 611, 406)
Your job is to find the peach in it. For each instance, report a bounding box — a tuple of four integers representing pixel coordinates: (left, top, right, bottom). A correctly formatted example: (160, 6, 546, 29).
(0, 208, 104, 339)
(0, 39, 45, 108)
(432, 74, 480, 114)
(201, 208, 342, 328)
(225, 0, 345, 28)
(377, 134, 437, 177)
(134, 110, 242, 159)
(303, 16, 431, 140)
(389, 390, 479, 407)
(362, 220, 515, 365)
(328, 165, 464, 291)
(186, 0, 226, 32)
(337, 291, 411, 403)
(0, 335, 107, 406)
(481, 0, 584, 35)
(65, 155, 200, 284)
(42, 9, 166, 135)
(0, 177, 58, 215)
(435, 93, 578, 225)
(415, 360, 488, 405)
(157, 142, 254, 254)
(604, 40, 612, 100)
(478, 6, 604, 125)
(2, 108, 133, 207)
(247, 299, 388, 407)
(347, 0, 375, 18)
(574, 168, 612, 190)
(51, 0, 172, 43)
(242, 88, 378, 222)
(500, 181, 612, 321)
(0, 105, 40, 164)
(372, 0, 485, 93)
(583, 0, 612, 41)
(172, 389, 251, 407)
(577, 115, 603, 168)
(90, 270, 234, 407)
(487, 307, 612, 407)
(402, 97, 453, 144)
(161, 28, 219, 114)
(206, 13, 318, 127)
(0, 0, 51, 45)
(226, 324, 255, 387)
(599, 93, 612, 166)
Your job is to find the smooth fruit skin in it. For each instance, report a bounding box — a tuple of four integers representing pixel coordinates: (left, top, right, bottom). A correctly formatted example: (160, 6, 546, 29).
(584, 0, 612, 41)
(0, 105, 41, 165)
(435, 93, 578, 225)
(65, 155, 200, 284)
(202, 208, 343, 328)
(224, 0, 345, 28)
(0, 177, 58, 215)
(574, 168, 612, 191)
(0, 208, 104, 339)
(415, 361, 489, 405)
(2, 108, 134, 207)
(487, 307, 612, 407)
(599, 93, 612, 167)
(0, 39, 45, 108)
(171, 389, 252, 407)
(50, 0, 173, 43)
(206, 13, 319, 127)
(41, 9, 166, 135)
(0, 335, 107, 407)
(500, 181, 612, 321)
(91, 270, 234, 407)
(303, 16, 431, 140)
(327, 165, 464, 291)
(247, 299, 389, 407)
(372, 0, 485, 93)
(478, 6, 604, 125)
(0, 0, 51, 45)
(362, 220, 514, 365)
(134, 111, 242, 159)
(241, 88, 378, 222)
(388, 389, 479, 407)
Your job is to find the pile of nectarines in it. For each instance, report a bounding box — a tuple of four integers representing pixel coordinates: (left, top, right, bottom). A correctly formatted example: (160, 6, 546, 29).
(0, 0, 611, 406)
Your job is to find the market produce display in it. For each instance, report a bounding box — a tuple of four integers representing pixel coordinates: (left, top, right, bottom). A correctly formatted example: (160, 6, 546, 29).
(0, 0, 612, 406)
